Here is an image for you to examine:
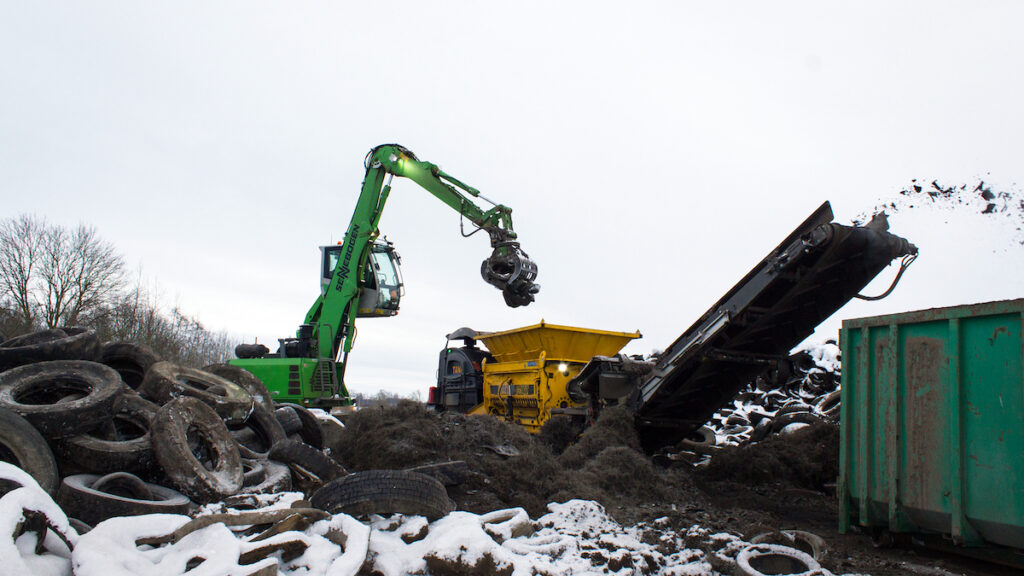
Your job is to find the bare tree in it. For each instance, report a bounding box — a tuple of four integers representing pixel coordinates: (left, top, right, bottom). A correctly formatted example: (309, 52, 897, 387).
(39, 224, 125, 327)
(0, 215, 125, 330)
(0, 215, 48, 332)
(0, 214, 235, 365)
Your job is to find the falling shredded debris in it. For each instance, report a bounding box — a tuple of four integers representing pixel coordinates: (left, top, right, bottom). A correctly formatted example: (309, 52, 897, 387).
(855, 179, 1024, 244)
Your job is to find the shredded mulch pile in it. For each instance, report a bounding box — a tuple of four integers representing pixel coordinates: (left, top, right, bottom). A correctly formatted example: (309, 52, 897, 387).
(335, 403, 698, 519)
(699, 422, 839, 490)
(332, 402, 1016, 576)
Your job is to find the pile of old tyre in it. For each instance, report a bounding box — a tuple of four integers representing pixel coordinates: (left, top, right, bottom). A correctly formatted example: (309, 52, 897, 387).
(0, 326, 456, 532)
(669, 347, 842, 463)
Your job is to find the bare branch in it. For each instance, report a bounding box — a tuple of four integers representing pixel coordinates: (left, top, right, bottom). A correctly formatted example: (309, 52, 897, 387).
(0, 215, 47, 331)
(62, 225, 125, 325)
(0, 215, 232, 365)
(0, 215, 126, 329)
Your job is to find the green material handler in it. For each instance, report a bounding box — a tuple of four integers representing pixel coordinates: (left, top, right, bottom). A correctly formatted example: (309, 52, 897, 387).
(230, 144, 539, 407)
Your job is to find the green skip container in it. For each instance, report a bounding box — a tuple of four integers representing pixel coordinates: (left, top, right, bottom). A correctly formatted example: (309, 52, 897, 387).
(839, 299, 1024, 560)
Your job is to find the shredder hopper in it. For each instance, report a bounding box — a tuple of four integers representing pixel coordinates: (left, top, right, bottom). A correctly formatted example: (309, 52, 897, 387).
(437, 321, 641, 433)
(475, 321, 641, 363)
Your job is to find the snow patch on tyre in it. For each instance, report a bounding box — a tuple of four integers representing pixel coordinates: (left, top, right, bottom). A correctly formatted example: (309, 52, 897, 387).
(0, 462, 78, 576)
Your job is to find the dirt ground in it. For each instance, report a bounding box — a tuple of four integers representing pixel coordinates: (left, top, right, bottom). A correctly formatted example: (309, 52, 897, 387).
(333, 401, 1019, 576)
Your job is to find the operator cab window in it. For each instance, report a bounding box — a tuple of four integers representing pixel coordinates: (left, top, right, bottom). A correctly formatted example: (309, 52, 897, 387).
(370, 249, 397, 309)
(321, 245, 343, 288)
(370, 249, 400, 289)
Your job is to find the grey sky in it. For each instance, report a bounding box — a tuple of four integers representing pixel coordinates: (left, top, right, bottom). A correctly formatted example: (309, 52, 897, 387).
(2, 2, 1022, 396)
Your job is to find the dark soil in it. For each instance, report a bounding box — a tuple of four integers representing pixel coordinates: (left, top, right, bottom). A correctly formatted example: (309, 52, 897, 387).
(332, 401, 1017, 576)
(335, 404, 692, 518)
(700, 422, 839, 490)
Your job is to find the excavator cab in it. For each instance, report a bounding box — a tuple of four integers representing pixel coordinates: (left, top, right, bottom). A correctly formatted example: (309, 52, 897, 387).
(321, 241, 404, 318)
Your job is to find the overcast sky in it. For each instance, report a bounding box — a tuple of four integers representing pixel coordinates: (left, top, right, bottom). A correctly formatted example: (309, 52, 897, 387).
(2, 2, 1023, 397)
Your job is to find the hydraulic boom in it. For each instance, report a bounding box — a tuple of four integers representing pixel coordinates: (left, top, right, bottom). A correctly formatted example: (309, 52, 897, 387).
(231, 144, 539, 407)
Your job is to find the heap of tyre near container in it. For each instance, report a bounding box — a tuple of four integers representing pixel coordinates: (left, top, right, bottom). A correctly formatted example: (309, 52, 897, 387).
(0, 325, 857, 576)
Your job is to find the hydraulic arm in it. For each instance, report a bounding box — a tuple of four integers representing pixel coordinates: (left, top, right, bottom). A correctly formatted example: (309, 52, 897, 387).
(231, 144, 540, 406)
(309, 144, 539, 362)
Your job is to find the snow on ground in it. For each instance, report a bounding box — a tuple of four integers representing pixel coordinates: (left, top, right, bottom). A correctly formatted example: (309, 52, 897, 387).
(365, 500, 677, 576)
(0, 458, 860, 575)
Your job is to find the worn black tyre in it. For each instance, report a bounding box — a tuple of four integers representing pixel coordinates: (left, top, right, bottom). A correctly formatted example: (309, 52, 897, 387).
(725, 412, 750, 426)
(311, 469, 454, 520)
(735, 543, 822, 576)
(54, 394, 159, 474)
(0, 327, 101, 371)
(240, 459, 293, 495)
(58, 472, 191, 527)
(0, 360, 123, 438)
(679, 425, 718, 454)
(68, 517, 92, 535)
(405, 461, 469, 487)
(274, 405, 302, 435)
(0, 328, 65, 349)
(140, 362, 253, 425)
(771, 411, 823, 434)
(99, 342, 161, 390)
(775, 401, 813, 419)
(815, 390, 841, 421)
(750, 530, 829, 564)
(242, 458, 267, 486)
(0, 407, 59, 494)
(275, 403, 323, 449)
(722, 424, 754, 444)
(203, 363, 275, 414)
(229, 401, 286, 459)
(749, 417, 772, 443)
(268, 439, 345, 484)
(151, 397, 243, 503)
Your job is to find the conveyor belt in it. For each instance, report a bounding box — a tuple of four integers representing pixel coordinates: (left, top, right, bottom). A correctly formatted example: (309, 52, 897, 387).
(631, 201, 916, 450)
